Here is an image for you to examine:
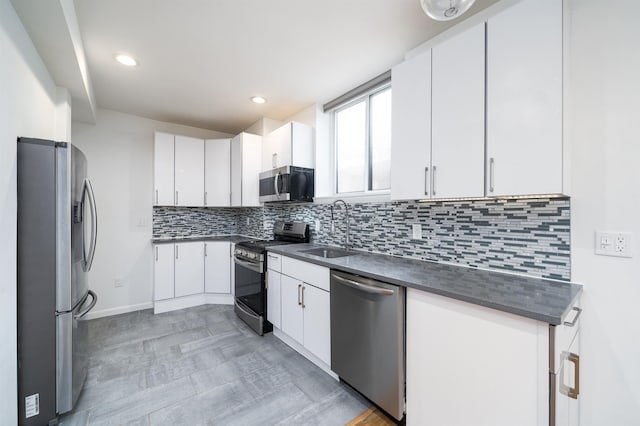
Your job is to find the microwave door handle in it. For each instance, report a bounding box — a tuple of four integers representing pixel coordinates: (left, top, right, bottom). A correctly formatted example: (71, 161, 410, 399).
(274, 172, 281, 200)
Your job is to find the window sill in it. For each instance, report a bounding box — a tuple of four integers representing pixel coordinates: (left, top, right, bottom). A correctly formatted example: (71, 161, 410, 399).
(313, 191, 391, 204)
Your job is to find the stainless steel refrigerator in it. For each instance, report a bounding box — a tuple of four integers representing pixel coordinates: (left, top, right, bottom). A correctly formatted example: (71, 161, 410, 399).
(17, 137, 98, 425)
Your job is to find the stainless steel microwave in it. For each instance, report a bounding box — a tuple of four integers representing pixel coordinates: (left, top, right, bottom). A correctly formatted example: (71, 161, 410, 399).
(259, 165, 314, 203)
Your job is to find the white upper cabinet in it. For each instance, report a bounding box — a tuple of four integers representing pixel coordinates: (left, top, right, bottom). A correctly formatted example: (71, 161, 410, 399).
(431, 22, 485, 199)
(204, 138, 231, 207)
(231, 132, 262, 207)
(391, 50, 432, 201)
(174, 135, 205, 206)
(486, 0, 563, 196)
(154, 132, 175, 206)
(262, 121, 314, 172)
(204, 241, 231, 294)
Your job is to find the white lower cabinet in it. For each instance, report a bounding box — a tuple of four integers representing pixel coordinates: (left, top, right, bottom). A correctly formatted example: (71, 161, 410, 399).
(406, 288, 580, 426)
(270, 254, 332, 370)
(153, 244, 174, 301)
(153, 241, 234, 313)
(266, 269, 282, 329)
(301, 283, 331, 366)
(204, 242, 231, 294)
(281, 274, 305, 344)
(174, 242, 204, 297)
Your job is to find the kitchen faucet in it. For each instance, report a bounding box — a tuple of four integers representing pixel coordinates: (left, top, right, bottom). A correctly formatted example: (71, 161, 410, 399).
(331, 199, 350, 250)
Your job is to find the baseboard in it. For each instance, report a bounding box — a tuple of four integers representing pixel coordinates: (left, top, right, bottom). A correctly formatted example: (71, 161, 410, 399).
(273, 328, 338, 380)
(85, 302, 153, 320)
(154, 293, 234, 314)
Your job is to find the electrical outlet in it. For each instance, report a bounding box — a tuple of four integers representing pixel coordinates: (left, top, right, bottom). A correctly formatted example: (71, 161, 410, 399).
(315, 219, 321, 233)
(412, 223, 423, 240)
(114, 278, 124, 288)
(595, 231, 632, 258)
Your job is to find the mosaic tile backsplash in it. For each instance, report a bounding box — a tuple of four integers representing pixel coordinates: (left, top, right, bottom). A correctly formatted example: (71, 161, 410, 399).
(154, 197, 570, 281)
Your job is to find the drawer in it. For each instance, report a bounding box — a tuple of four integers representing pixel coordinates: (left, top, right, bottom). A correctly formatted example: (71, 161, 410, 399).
(552, 299, 581, 374)
(266, 251, 281, 272)
(281, 256, 330, 292)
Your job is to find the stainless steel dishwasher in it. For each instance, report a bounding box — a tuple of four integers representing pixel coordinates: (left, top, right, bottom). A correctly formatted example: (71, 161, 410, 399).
(330, 270, 405, 421)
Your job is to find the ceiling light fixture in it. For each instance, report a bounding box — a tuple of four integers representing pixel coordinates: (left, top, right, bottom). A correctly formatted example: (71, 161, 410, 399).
(420, 0, 476, 21)
(250, 96, 266, 104)
(114, 53, 138, 67)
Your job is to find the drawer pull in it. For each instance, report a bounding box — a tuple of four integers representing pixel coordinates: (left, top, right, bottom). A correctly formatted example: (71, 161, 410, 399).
(563, 307, 582, 327)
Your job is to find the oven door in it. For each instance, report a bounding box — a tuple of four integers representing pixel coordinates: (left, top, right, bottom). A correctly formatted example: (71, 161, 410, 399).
(234, 256, 265, 316)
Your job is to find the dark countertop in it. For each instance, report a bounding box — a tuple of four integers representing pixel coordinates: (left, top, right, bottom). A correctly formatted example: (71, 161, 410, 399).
(152, 234, 257, 244)
(267, 243, 582, 325)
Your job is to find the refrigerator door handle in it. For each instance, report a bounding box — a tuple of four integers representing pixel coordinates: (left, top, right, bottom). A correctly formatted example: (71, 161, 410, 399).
(74, 290, 97, 320)
(82, 179, 98, 272)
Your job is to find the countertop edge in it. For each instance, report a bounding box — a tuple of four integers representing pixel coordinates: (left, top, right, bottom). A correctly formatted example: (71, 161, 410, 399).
(152, 234, 258, 244)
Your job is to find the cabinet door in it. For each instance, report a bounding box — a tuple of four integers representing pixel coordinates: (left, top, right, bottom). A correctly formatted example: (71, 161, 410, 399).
(406, 288, 545, 426)
(174, 135, 205, 206)
(267, 270, 282, 329)
(290, 122, 314, 169)
(302, 284, 330, 366)
(263, 123, 292, 171)
(204, 139, 231, 207)
(174, 242, 204, 297)
(431, 23, 485, 198)
(153, 244, 174, 301)
(241, 133, 262, 207)
(486, 0, 562, 196)
(391, 50, 432, 200)
(154, 132, 174, 206)
(230, 134, 242, 207)
(280, 274, 304, 345)
(204, 242, 231, 294)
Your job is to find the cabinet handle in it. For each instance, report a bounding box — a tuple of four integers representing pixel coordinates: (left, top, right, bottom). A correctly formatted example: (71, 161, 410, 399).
(155, 246, 158, 261)
(432, 165, 437, 196)
(560, 352, 580, 400)
(272, 152, 277, 168)
(297, 284, 302, 306)
(175, 245, 179, 260)
(175, 190, 179, 205)
(424, 167, 429, 196)
(204, 191, 207, 206)
(155, 189, 158, 204)
(563, 307, 582, 327)
(489, 158, 495, 193)
(301, 285, 306, 308)
(204, 243, 207, 257)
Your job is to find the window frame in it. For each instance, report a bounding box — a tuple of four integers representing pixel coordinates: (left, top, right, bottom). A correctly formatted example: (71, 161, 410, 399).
(332, 83, 392, 196)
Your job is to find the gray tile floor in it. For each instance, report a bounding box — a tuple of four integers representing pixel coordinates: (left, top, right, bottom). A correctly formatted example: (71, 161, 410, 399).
(60, 304, 369, 426)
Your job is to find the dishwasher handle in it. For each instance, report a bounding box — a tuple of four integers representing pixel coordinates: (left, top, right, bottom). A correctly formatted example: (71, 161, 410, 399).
(332, 274, 394, 296)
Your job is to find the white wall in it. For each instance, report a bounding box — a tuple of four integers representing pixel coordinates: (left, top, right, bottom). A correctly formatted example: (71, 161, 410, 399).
(71, 108, 231, 318)
(0, 0, 64, 422)
(568, 0, 640, 423)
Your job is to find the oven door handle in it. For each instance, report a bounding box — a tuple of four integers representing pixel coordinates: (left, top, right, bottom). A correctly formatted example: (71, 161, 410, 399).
(234, 299, 261, 321)
(234, 255, 262, 273)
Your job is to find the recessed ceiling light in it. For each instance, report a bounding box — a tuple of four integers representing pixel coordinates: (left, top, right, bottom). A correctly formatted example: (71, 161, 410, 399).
(114, 53, 138, 67)
(250, 96, 266, 104)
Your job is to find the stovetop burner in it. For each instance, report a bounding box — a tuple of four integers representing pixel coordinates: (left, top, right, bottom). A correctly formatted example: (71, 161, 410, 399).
(236, 239, 294, 253)
(236, 221, 309, 254)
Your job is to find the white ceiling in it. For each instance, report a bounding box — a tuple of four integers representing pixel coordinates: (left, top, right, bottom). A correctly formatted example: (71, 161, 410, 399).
(14, 0, 499, 134)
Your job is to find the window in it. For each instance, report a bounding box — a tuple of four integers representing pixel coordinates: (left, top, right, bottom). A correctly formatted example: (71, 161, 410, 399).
(334, 86, 391, 194)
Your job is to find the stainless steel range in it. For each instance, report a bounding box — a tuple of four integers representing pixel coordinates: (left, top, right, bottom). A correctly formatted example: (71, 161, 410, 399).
(234, 221, 309, 335)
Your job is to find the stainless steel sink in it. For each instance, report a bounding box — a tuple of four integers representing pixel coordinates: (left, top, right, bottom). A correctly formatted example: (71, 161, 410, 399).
(301, 247, 355, 259)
